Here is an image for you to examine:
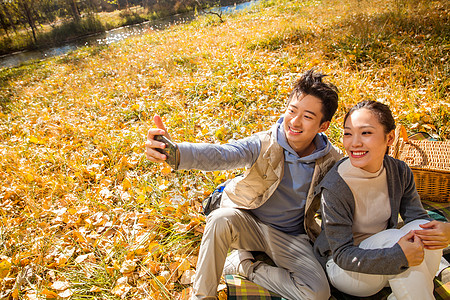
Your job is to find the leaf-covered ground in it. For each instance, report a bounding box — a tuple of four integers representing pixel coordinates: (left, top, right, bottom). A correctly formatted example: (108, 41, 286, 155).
(0, 0, 449, 298)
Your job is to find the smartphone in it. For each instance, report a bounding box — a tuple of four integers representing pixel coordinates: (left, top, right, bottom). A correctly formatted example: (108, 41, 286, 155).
(154, 135, 180, 170)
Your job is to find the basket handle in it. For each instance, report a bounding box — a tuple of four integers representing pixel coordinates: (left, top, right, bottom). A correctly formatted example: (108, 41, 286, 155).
(391, 125, 409, 159)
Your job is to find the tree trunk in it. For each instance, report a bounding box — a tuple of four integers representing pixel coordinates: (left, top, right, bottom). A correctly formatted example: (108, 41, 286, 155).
(18, 0, 37, 43)
(67, 0, 80, 21)
(0, 5, 10, 38)
(87, 0, 98, 13)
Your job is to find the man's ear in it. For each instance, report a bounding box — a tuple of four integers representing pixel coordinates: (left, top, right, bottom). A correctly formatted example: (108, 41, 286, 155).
(386, 130, 396, 146)
(319, 121, 330, 133)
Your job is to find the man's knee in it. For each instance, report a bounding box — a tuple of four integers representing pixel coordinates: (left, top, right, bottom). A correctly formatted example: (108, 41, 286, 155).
(289, 267, 330, 300)
(313, 287, 331, 300)
(290, 281, 330, 300)
(306, 276, 331, 300)
(205, 208, 243, 236)
(208, 207, 241, 219)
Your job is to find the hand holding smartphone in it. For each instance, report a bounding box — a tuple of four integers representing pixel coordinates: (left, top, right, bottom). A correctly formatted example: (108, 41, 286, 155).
(154, 135, 180, 170)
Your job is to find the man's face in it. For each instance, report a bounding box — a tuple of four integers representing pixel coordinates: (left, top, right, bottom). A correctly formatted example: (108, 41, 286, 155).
(283, 94, 330, 156)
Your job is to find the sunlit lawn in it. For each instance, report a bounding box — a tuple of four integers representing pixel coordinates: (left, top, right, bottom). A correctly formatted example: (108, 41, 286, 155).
(0, 0, 449, 298)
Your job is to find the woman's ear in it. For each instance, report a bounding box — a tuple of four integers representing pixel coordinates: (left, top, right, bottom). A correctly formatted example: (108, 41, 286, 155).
(386, 130, 395, 146)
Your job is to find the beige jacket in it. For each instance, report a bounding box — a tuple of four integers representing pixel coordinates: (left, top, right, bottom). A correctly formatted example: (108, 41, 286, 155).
(221, 126, 342, 241)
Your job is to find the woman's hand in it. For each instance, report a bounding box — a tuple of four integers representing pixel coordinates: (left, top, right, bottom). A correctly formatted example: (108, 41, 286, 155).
(397, 231, 425, 267)
(414, 220, 450, 250)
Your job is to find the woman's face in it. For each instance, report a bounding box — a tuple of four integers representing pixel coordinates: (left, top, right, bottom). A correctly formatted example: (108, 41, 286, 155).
(343, 108, 395, 173)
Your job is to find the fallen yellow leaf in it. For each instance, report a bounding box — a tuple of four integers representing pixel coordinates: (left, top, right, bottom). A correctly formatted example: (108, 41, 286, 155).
(120, 259, 136, 275)
(11, 288, 19, 300)
(122, 177, 132, 191)
(161, 164, 172, 175)
(111, 277, 131, 298)
(180, 269, 195, 284)
(180, 287, 193, 300)
(51, 280, 70, 291)
(0, 259, 11, 279)
(89, 286, 102, 292)
(41, 288, 58, 299)
(58, 289, 73, 298)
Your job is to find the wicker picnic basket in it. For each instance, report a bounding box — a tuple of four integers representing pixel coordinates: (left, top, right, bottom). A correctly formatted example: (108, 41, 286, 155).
(389, 126, 450, 202)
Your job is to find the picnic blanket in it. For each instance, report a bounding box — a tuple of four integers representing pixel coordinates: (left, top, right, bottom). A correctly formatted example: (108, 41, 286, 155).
(225, 275, 287, 300)
(225, 275, 450, 300)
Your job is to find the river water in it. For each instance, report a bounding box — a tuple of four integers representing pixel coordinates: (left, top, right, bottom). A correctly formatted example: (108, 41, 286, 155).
(0, 1, 257, 69)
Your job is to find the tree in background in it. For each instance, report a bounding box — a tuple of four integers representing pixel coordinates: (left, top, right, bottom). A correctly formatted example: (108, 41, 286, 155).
(11, 0, 39, 43)
(0, 1, 13, 37)
(0, 0, 226, 54)
(65, 0, 81, 21)
(39, 0, 61, 26)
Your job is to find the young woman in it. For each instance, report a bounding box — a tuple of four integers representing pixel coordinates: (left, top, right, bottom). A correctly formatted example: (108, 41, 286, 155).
(314, 100, 450, 299)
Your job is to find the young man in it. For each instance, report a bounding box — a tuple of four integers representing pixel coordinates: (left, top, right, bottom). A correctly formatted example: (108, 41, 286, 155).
(145, 69, 341, 300)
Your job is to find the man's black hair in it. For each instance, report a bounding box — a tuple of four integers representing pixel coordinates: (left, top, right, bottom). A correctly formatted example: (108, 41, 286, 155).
(288, 69, 339, 123)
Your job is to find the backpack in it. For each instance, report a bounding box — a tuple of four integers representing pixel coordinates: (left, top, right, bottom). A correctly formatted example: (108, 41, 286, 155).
(201, 179, 232, 216)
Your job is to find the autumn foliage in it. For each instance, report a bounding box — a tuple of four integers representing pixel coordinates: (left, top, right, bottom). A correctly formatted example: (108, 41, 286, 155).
(0, 0, 449, 298)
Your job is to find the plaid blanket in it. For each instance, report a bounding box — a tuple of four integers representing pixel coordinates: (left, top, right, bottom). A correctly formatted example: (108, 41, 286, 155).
(225, 275, 286, 300)
(408, 131, 438, 141)
(225, 275, 450, 300)
(435, 278, 450, 300)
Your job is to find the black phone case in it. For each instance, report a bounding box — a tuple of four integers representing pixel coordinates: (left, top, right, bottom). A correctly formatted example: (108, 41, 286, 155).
(154, 135, 180, 170)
